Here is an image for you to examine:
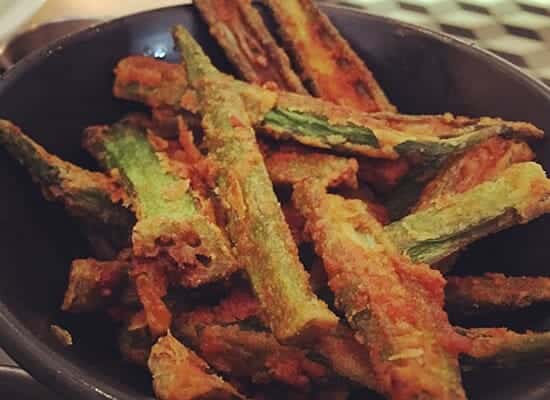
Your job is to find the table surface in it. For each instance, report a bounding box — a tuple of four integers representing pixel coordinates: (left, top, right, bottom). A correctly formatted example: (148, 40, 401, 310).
(1, 0, 549, 391)
(337, 0, 550, 84)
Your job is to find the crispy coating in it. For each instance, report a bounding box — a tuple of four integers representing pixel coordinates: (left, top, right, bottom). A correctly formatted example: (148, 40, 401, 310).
(131, 260, 172, 337)
(195, 0, 307, 93)
(174, 25, 338, 342)
(197, 324, 330, 388)
(265, 149, 358, 189)
(62, 250, 131, 312)
(457, 327, 550, 368)
(148, 334, 245, 400)
(446, 273, 550, 313)
(114, 56, 191, 110)
(176, 290, 377, 389)
(113, 57, 543, 160)
(282, 204, 310, 246)
(369, 112, 484, 138)
(415, 137, 535, 211)
(254, 88, 541, 160)
(178, 288, 263, 341)
(357, 113, 514, 194)
(293, 180, 468, 399)
(385, 162, 550, 265)
(115, 58, 543, 222)
(0, 119, 134, 256)
(358, 157, 410, 192)
(263, 0, 394, 112)
(84, 122, 238, 288)
(315, 325, 377, 389)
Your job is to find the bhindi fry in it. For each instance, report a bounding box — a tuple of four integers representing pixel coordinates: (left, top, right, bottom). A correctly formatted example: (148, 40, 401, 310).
(413, 137, 534, 212)
(457, 327, 550, 368)
(263, 0, 394, 112)
(265, 148, 358, 189)
(4, 3, 550, 399)
(292, 179, 469, 399)
(83, 122, 238, 288)
(113, 56, 542, 160)
(62, 250, 131, 312)
(385, 162, 550, 265)
(446, 273, 550, 313)
(175, 288, 377, 389)
(194, 0, 307, 94)
(149, 334, 245, 400)
(174, 25, 338, 342)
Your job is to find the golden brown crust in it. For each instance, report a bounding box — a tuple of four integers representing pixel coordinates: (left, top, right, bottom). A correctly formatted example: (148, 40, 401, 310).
(130, 261, 172, 338)
(369, 112, 480, 138)
(293, 180, 469, 399)
(176, 290, 377, 389)
(265, 148, 358, 188)
(195, 0, 307, 93)
(114, 56, 191, 109)
(173, 27, 340, 341)
(264, 0, 395, 112)
(446, 273, 550, 312)
(414, 138, 535, 211)
(198, 324, 329, 388)
(62, 251, 131, 312)
(148, 334, 245, 400)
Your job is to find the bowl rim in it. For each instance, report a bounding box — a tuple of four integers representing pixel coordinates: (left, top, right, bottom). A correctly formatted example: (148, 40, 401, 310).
(0, 3, 550, 400)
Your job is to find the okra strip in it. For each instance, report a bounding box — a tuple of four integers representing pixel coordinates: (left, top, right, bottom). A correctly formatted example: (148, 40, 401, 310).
(458, 327, 550, 368)
(385, 137, 534, 220)
(265, 149, 358, 189)
(131, 260, 173, 338)
(62, 250, 131, 312)
(113, 56, 191, 110)
(446, 273, 550, 313)
(263, 0, 394, 112)
(174, 25, 338, 342)
(83, 122, 238, 287)
(148, 334, 245, 400)
(113, 57, 542, 160)
(175, 289, 377, 389)
(292, 180, 468, 399)
(193, 324, 334, 388)
(414, 137, 534, 212)
(0, 120, 134, 255)
(113, 57, 483, 136)
(194, 0, 307, 93)
(384, 162, 550, 265)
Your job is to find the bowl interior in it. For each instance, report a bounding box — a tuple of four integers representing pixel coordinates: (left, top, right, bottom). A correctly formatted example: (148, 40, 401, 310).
(0, 4, 549, 400)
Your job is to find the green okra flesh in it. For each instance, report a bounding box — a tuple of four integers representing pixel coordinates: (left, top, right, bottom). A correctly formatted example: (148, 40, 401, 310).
(84, 123, 196, 220)
(84, 122, 238, 287)
(262, 108, 380, 149)
(384, 162, 550, 265)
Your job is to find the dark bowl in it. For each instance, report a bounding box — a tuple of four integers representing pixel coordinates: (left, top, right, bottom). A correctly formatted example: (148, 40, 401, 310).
(0, 366, 61, 400)
(0, 4, 549, 400)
